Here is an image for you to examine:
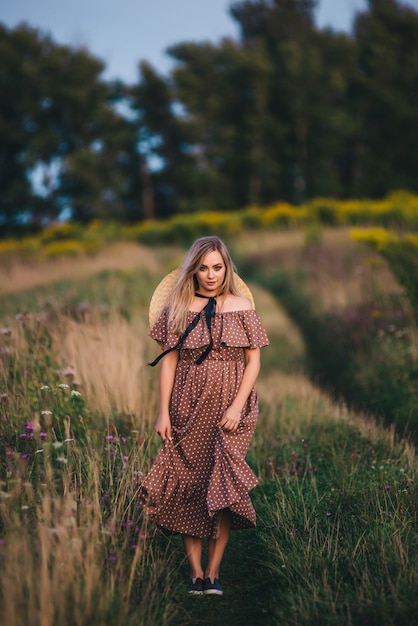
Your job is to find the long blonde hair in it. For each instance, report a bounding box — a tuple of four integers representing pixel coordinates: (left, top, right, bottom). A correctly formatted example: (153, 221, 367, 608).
(168, 236, 240, 334)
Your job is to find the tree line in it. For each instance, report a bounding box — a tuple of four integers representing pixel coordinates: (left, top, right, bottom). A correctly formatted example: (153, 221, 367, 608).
(1, 0, 418, 232)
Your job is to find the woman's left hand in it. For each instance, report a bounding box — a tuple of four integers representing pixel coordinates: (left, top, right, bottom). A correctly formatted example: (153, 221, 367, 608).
(218, 405, 241, 432)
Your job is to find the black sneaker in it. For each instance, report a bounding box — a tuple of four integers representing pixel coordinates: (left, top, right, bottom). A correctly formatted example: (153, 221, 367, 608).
(187, 577, 204, 595)
(203, 577, 223, 595)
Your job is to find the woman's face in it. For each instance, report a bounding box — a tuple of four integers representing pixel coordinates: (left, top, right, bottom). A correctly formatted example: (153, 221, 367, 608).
(195, 250, 226, 296)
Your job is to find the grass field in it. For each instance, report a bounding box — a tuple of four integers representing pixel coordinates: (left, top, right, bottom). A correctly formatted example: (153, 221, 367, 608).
(0, 232, 417, 626)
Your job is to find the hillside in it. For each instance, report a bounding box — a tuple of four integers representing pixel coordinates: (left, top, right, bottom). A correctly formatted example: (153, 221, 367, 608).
(0, 236, 417, 626)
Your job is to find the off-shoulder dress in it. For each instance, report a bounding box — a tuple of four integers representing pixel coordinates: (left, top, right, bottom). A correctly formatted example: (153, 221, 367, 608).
(138, 306, 269, 538)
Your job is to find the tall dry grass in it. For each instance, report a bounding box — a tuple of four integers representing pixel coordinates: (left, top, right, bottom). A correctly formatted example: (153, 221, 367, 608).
(0, 440, 181, 626)
(51, 309, 157, 425)
(0, 302, 183, 625)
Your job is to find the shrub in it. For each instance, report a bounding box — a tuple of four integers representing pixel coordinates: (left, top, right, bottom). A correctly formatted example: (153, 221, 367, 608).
(305, 197, 343, 226)
(261, 202, 308, 228)
(133, 220, 171, 245)
(39, 222, 84, 244)
(0, 239, 21, 256)
(239, 206, 265, 229)
(38, 240, 91, 259)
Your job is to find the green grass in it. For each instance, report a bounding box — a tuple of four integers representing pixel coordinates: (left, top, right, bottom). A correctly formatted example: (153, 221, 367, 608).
(1, 241, 417, 625)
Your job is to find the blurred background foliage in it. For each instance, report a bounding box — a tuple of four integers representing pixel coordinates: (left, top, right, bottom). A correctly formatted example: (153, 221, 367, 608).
(1, 0, 418, 232)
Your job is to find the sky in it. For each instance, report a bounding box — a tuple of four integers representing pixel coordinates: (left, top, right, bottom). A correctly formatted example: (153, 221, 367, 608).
(1, 0, 418, 84)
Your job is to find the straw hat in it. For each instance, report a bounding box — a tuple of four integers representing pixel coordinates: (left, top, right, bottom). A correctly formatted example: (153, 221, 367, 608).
(149, 268, 255, 328)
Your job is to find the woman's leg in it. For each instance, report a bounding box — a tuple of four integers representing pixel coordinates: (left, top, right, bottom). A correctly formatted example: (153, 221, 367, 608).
(183, 535, 204, 579)
(205, 509, 232, 580)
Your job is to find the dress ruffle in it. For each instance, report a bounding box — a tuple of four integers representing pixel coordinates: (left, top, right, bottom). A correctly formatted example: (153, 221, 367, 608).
(207, 428, 259, 515)
(149, 308, 269, 351)
(138, 442, 207, 519)
(138, 425, 259, 538)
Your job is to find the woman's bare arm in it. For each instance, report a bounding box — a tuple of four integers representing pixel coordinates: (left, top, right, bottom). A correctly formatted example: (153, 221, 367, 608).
(154, 349, 179, 441)
(218, 347, 261, 433)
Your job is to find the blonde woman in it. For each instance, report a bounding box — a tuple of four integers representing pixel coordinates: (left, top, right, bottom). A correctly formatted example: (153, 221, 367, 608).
(139, 236, 269, 595)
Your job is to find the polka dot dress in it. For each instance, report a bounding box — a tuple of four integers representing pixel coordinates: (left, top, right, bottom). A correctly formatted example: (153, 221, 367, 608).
(138, 307, 269, 538)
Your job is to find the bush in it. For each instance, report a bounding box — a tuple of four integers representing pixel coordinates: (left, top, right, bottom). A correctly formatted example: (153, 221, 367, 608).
(38, 239, 101, 259)
(134, 220, 172, 245)
(261, 202, 308, 228)
(239, 206, 265, 229)
(39, 222, 85, 244)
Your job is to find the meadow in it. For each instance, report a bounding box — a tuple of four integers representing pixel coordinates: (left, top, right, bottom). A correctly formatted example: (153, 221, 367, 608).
(0, 231, 417, 626)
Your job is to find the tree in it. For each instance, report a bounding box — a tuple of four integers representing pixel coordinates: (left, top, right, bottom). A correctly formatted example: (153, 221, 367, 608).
(229, 0, 358, 202)
(168, 38, 271, 209)
(353, 0, 418, 196)
(0, 23, 141, 230)
(230, 0, 317, 43)
(130, 61, 200, 218)
(0, 24, 46, 229)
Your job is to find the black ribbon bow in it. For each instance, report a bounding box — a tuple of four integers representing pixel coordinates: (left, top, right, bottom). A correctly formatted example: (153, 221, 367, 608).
(148, 294, 216, 367)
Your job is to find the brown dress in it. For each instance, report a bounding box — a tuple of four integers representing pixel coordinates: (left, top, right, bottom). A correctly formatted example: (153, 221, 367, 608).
(139, 306, 269, 538)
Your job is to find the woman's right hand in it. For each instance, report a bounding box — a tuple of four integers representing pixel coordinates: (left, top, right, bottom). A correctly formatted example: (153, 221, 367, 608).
(154, 413, 172, 442)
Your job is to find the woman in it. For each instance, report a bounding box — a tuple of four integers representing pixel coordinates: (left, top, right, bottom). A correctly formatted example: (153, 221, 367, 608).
(139, 236, 269, 596)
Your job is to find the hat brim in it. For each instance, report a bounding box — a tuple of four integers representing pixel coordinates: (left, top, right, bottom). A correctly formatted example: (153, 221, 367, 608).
(149, 267, 255, 328)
